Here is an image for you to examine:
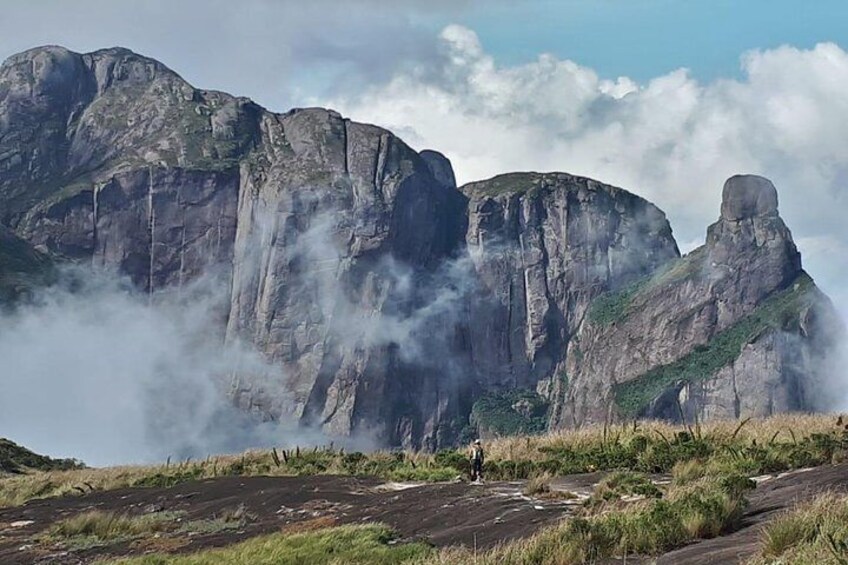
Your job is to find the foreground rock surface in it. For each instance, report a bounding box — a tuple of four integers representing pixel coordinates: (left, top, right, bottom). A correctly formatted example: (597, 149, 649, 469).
(2, 464, 845, 564)
(0, 46, 840, 445)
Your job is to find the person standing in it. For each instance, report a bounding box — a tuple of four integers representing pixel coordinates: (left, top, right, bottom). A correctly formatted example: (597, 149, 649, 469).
(469, 439, 485, 482)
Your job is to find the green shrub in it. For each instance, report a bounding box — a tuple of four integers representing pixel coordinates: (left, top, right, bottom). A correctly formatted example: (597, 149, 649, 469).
(586, 471, 662, 508)
(470, 389, 549, 437)
(132, 468, 204, 488)
(433, 450, 469, 475)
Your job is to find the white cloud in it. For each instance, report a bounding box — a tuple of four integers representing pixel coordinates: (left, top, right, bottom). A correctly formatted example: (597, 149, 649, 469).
(0, 0, 467, 109)
(318, 26, 848, 314)
(0, 268, 337, 467)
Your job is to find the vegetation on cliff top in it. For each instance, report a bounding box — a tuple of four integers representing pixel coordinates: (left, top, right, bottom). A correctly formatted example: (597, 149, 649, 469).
(463, 172, 556, 198)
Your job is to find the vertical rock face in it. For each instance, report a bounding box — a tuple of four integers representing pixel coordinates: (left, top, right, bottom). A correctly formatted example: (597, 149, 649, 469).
(0, 45, 255, 291)
(225, 109, 469, 448)
(460, 173, 679, 392)
(551, 174, 840, 428)
(0, 45, 840, 448)
(0, 225, 52, 302)
(0, 46, 473, 449)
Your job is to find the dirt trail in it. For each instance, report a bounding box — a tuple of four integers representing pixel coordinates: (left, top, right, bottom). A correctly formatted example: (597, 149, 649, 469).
(1, 464, 846, 564)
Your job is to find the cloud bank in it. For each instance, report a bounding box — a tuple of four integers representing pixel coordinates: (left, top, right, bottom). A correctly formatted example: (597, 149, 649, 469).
(0, 268, 324, 467)
(321, 25, 848, 316)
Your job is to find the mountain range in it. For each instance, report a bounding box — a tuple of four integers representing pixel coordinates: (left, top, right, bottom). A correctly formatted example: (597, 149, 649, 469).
(0, 45, 840, 450)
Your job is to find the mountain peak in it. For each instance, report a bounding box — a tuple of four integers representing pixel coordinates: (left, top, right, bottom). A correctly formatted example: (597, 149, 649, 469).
(721, 174, 779, 221)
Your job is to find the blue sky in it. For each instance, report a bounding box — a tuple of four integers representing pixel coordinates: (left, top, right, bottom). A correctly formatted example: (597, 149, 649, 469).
(426, 0, 848, 82)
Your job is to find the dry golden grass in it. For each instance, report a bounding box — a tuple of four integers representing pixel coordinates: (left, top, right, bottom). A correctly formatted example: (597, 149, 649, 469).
(748, 491, 848, 564)
(279, 515, 339, 535)
(485, 413, 841, 463)
(0, 447, 452, 509)
(2, 413, 843, 512)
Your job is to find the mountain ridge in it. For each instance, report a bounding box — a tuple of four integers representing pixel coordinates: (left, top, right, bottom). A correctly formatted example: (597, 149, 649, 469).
(0, 45, 840, 448)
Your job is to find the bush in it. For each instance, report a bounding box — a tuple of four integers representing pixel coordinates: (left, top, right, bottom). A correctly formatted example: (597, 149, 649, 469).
(586, 471, 662, 509)
(752, 493, 848, 564)
(470, 389, 549, 437)
(433, 450, 468, 475)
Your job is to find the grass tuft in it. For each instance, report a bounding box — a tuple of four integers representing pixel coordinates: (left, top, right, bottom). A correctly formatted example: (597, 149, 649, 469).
(750, 492, 848, 564)
(43, 510, 183, 549)
(110, 524, 432, 564)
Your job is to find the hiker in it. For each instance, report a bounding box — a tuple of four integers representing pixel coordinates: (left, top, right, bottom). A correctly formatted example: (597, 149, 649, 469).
(469, 439, 485, 482)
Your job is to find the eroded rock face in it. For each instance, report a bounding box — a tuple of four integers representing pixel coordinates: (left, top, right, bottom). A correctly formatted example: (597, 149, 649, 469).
(551, 174, 839, 428)
(460, 173, 679, 392)
(225, 109, 470, 448)
(720, 174, 779, 221)
(0, 45, 839, 447)
(0, 46, 472, 449)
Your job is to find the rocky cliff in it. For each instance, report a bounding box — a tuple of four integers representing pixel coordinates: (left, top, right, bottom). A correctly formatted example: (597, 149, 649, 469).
(549, 175, 840, 427)
(0, 46, 840, 448)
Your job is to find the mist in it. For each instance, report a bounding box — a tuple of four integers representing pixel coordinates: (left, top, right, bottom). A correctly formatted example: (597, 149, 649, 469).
(0, 266, 337, 467)
(0, 202, 477, 465)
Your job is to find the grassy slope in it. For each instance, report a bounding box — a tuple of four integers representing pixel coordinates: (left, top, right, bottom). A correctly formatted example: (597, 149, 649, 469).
(0, 438, 82, 474)
(587, 245, 707, 327)
(748, 492, 848, 564)
(614, 273, 816, 417)
(111, 525, 432, 565)
(2, 414, 843, 506)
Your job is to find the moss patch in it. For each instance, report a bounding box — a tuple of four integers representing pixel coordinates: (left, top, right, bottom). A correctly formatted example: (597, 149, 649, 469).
(613, 273, 816, 417)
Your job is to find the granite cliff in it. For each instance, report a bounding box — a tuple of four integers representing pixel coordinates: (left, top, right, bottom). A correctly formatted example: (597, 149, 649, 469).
(0, 46, 839, 448)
